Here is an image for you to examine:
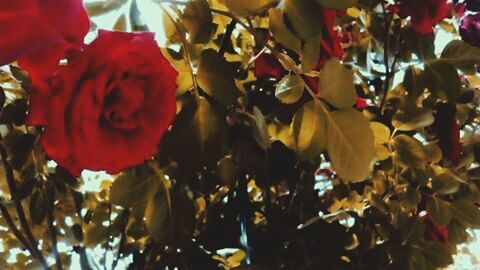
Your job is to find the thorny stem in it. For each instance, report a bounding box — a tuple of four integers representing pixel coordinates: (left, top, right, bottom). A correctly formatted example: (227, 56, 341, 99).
(0, 141, 49, 269)
(111, 209, 129, 270)
(379, 1, 396, 114)
(0, 201, 36, 256)
(47, 209, 63, 270)
(219, 20, 237, 55)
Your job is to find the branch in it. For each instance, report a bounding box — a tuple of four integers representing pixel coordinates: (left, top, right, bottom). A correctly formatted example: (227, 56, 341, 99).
(0, 142, 49, 269)
(47, 209, 62, 270)
(379, 1, 395, 114)
(219, 20, 237, 55)
(111, 209, 129, 270)
(0, 201, 35, 255)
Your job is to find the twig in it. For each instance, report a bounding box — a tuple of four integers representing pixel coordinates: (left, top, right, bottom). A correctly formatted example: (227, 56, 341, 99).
(0, 201, 35, 255)
(0, 142, 49, 269)
(219, 20, 237, 55)
(47, 209, 62, 270)
(379, 1, 394, 114)
(111, 209, 130, 270)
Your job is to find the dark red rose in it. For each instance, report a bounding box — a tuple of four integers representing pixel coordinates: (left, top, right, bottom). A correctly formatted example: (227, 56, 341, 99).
(0, 0, 89, 76)
(393, 0, 451, 34)
(421, 214, 449, 245)
(27, 31, 178, 176)
(432, 103, 461, 162)
(460, 13, 480, 47)
(466, 0, 480, 11)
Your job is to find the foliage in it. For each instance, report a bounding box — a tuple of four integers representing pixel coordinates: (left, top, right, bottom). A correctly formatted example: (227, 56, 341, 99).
(0, 0, 479, 269)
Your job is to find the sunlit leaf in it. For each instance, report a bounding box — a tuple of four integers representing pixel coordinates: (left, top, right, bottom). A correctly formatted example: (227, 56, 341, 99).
(326, 108, 374, 181)
(291, 100, 327, 160)
(318, 58, 357, 109)
(392, 134, 427, 169)
(268, 8, 301, 53)
(275, 74, 304, 104)
(224, 0, 279, 16)
(315, 0, 356, 9)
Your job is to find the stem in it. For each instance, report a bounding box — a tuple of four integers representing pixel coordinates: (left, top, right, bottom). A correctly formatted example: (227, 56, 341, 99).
(0, 142, 49, 269)
(219, 20, 237, 55)
(103, 205, 112, 270)
(111, 209, 129, 270)
(47, 210, 62, 270)
(379, 1, 394, 114)
(0, 201, 35, 255)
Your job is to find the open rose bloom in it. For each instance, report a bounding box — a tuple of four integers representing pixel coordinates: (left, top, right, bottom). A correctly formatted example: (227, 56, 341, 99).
(0, 0, 480, 269)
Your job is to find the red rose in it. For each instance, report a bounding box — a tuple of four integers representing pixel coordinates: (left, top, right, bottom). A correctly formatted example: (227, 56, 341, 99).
(0, 0, 89, 77)
(27, 31, 178, 176)
(393, 0, 451, 34)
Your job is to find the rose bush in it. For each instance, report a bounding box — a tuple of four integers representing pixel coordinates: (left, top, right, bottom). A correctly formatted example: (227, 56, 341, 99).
(0, 0, 89, 75)
(27, 30, 178, 176)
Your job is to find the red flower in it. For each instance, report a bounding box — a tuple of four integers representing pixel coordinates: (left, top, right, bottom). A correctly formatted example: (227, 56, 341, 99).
(27, 31, 178, 176)
(432, 103, 461, 162)
(0, 0, 89, 76)
(460, 13, 480, 48)
(393, 0, 451, 34)
(421, 214, 449, 245)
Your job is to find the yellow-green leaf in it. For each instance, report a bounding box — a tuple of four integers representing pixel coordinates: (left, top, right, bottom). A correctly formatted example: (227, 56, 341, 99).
(268, 8, 301, 53)
(224, 0, 279, 16)
(392, 134, 427, 169)
(318, 58, 357, 108)
(370, 122, 390, 145)
(275, 74, 304, 104)
(291, 100, 327, 160)
(326, 108, 374, 181)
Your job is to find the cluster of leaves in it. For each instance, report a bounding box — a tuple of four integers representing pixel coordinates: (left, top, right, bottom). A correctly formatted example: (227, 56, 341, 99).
(0, 0, 480, 269)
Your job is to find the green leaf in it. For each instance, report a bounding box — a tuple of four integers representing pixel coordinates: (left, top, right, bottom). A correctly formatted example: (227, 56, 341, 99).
(291, 100, 327, 160)
(251, 107, 270, 150)
(420, 241, 453, 268)
(424, 61, 461, 102)
(315, 0, 356, 9)
(182, 0, 213, 43)
(392, 134, 427, 169)
(145, 182, 196, 245)
(431, 173, 460, 195)
(401, 186, 421, 209)
(426, 197, 452, 227)
(326, 108, 374, 181)
(160, 96, 228, 173)
(398, 215, 425, 245)
(109, 166, 159, 207)
(301, 37, 321, 72)
(224, 0, 279, 16)
(284, 0, 323, 41)
(370, 122, 390, 145)
(447, 219, 468, 244)
(268, 8, 301, 53)
(403, 66, 427, 100)
(113, 14, 127, 31)
(439, 40, 480, 74)
(392, 103, 434, 131)
(275, 74, 304, 104)
(197, 49, 241, 106)
(318, 58, 357, 109)
(450, 199, 480, 228)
